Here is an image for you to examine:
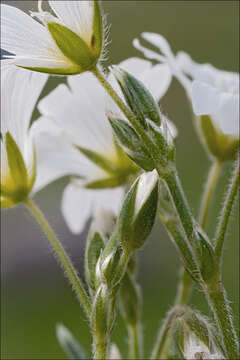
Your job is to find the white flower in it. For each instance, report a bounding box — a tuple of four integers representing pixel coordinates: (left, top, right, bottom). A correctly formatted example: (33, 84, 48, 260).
(184, 335, 225, 360)
(1, 1, 103, 75)
(134, 32, 239, 138)
(33, 57, 172, 234)
(1, 60, 48, 208)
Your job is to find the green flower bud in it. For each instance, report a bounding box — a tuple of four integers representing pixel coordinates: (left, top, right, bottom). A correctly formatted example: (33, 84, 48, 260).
(1, 132, 36, 208)
(56, 324, 87, 360)
(108, 116, 155, 171)
(111, 66, 161, 127)
(197, 115, 239, 162)
(117, 170, 159, 252)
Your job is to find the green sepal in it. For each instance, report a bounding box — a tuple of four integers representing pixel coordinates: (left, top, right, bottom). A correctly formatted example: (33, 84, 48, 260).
(5, 132, 30, 203)
(85, 231, 105, 291)
(18, 64, 82, 76)
(197, 231, 217, 282)
(85, 176, 127, 189)
(101, 245, 123, 288)
(117, 180, 139, 252)
(48, 22, 96, 70)
(56, 324, 87, 360)
(91, 285, 109, 339)
(131, 179, 159, 250)
(198, 115, 239, 162)
(109, 116, 155, 171)
(113, 67, 161, 127)
(92, 0, 103, 58)
(0, 196, 15, 208)
(119, 272, 141, 326)
(76, 145, 117, 174)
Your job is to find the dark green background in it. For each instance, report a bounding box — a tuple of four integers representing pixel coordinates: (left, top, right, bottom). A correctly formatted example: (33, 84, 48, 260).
(1, 1, 239, 359)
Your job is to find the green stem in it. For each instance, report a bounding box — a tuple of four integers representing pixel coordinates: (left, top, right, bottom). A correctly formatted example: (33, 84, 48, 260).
(215, 157, 239, 261)
(206, 272, 239, 359)
(199, 160, 222, 230)
(24, 198, 91, 319)
(163, 171, 195, 241)
(175, 161, 222, 307)
(94, 339, 108, 360)
(128, 324, 141, 359)
(174, 268, 193, 306)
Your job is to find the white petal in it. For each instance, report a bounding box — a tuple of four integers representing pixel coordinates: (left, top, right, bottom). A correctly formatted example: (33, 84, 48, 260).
(39, 73, 116, 157)
(191, 81, 220, 116)
(134, 170, 158, 217)
(12, 56, 74, 71)
(31, 118, 95, 193)
(214, 93, 239, 136)
(48, 0, 94, 46)
(140, 33, 191, 93)
(118, 57, 152, 77)
(139, 64, 172, 101)
(133, 38, 166, 63)
(61, 183, 124, 234)
(1, 4, 73, 69)
(118, 57, 172, 101)
(1, 60, 48, 156)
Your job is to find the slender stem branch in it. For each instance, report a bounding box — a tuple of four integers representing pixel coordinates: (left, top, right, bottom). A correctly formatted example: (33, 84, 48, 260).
(24, 198, 91, 319)
(205, 272, 239, 359)
(162, 171, 195, 241)
(128, 324, 141, 359)
(215, 157, 239, 260)
(174, 268, 193, 306)
(151, 307, 183, 359)
(175, 161, 222, 307)
(199, 160, 222, 230)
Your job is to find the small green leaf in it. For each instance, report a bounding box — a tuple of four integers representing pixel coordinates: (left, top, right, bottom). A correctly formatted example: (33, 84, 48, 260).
(197, 231, 217, 282)
(48, 22, 96, 70)
(91, 285, 109, 338)
(56, 324, 87, 360)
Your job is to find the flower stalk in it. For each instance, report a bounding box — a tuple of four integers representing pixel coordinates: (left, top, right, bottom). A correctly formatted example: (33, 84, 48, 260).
(215, 155, 239, 261)
(24, 198, 91, 319)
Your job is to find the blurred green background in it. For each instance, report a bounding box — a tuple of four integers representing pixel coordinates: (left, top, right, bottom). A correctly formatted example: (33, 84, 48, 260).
(1, 1, 239, 359)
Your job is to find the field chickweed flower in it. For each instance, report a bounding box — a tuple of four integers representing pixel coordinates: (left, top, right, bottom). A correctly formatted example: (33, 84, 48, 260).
(1, 0, 103, 75)
(134, 33, 239, 161)
(0, 61, 47, 208)
(32, 70, 138, 234)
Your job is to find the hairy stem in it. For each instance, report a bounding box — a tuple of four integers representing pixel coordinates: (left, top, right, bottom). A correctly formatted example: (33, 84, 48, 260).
(215, 157, 239, 261)
(128, 324, 141, 359)
(200, 160, 222, 230)
(206, 273, 239, 359)
(24, 198, 91, 319)
(94, 339, 108, 360)
(175, 161, 222, 307)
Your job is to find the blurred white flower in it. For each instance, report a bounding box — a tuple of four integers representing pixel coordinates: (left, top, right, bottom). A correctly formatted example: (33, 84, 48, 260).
(0, 60, 48, 208)
(134, 32, 239, 138)
(1, 0, 103, 75)
(33, 57, 171, 234)
(184, 335, 225, 360)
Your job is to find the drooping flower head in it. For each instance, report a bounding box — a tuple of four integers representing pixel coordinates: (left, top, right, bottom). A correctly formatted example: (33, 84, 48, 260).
(1, 0, 104, 75)
(0, 61, 48, 208)
(134, 33, 239, 161)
